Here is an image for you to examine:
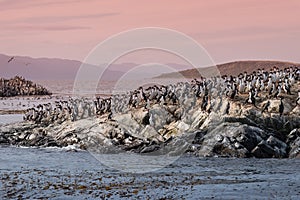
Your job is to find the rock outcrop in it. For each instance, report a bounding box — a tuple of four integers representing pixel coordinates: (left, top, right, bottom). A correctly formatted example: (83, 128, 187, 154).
(1, 66, 299, 158)
(0, 76, 51, 97)
(1, 97, 299, 158)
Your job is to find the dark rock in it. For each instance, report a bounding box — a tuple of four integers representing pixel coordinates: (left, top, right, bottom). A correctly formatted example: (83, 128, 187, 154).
(140, 144, 160, 153)
(252, 140, 275, 158)
(286, 128, 300, 144)
(44, 140, 60, 147)
(0, 134, 9, 144)
(122, 140, 144, 151)
(266, 136, 287, 157)
(197, 123, 265, 157)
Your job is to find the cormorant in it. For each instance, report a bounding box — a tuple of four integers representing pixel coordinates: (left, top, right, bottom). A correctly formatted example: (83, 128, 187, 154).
(279, 97, 284, 116)
(261, 100, 270, 113)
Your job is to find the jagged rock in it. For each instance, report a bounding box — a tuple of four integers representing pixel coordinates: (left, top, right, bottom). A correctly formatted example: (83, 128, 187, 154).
(243, 108, 299, 138)
(266, 135, 287, 157)
(160, 122, 178, 140)
(131, 109, 149, 125)
(251, 135, 288, 158)
(160, 120, 190, 141)
(140, 144, 160, 153)
(148, 105, 174, 130)
(154, 134, 194, 156)
(199, 112, 223, 130)
(291, 106, 300, 115)
(173, 107, 184, 120)
(286, 129, 300, 158)
(287, 128, 300, 144)
(288, 137, 300, 158)
(140, 125, 164, 142)
(190, 110, 208, 130)
(197, 122, 267, 158)
(268, 99, 293, 114)
(113, 113, 142, 137)
(251, 141, 275, 158)
(0, 134, 9, 144)
(122, 139, 144, 152)
(176, 121, 190, 133)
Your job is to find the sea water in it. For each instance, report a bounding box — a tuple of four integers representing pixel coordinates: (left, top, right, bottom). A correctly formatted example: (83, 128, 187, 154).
(0, 146, 299, 199)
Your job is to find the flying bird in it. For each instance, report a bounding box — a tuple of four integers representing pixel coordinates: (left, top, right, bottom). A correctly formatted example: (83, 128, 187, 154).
(7, 56, 14, 63)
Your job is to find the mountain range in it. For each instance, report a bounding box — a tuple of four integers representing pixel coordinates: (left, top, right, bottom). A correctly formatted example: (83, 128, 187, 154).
(1, 53, 299, 80)
(0, 54, 125, 80)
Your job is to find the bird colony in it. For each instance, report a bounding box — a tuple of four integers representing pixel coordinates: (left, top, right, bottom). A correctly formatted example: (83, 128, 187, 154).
(23, 66, 300, 125)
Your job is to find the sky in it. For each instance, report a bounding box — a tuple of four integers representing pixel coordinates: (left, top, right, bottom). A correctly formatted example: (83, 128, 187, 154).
(0, 0, 300, 65)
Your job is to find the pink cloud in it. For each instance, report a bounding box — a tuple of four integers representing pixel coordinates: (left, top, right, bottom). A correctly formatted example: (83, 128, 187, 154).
(4, 25, 90, 31)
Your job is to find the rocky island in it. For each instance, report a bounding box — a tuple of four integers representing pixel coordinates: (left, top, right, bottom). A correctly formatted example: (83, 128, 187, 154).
(0, 76, 51, 97)
(0, 66, 299, 158)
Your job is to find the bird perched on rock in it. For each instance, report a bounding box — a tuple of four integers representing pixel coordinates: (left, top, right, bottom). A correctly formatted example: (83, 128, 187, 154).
(201, 95, 208, 111)
(279, 97, 284, 116)
(261, 100, 270, 114)
(225, 101, 230, 115)
(245, 89, 256, 107)
(273, 85, 282, 99)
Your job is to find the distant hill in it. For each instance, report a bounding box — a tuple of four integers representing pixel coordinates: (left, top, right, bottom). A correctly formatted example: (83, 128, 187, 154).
(2, 55, 299, 81)
(0, 54, 123, 81)
(156, 60, 300, 79)
(0, 53, 193, 81)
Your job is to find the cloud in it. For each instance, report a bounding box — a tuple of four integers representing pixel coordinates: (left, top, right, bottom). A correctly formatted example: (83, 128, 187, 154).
(0, 12, 118, 31)
(0, 0, 92, 11)
(191, 25, 300, 44)
(22, 13, 120, 24)
(5, 25, 91, 31)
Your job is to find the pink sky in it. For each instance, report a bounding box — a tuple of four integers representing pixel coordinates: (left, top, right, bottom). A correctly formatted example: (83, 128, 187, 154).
(0, 0, 300, 64)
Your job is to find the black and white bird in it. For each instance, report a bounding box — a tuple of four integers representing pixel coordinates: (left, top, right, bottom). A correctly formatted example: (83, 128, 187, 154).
(283, 79, 291, 95)
(245, 90, 256, 107)
(279, 97, 284, 116)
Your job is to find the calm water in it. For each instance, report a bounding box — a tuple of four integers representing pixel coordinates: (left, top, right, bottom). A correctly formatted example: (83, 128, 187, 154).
(0, 146, 299, 199)
(0, 114, 23, 125)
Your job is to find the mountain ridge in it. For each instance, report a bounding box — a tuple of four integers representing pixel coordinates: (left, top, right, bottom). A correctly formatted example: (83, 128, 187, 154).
(156, 60, 300, 79)
(0, 53, 123, 80)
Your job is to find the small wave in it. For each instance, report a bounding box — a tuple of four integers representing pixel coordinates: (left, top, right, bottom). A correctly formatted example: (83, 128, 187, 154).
(42, 144, 85, 152)
(7, 144, 85, 152)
